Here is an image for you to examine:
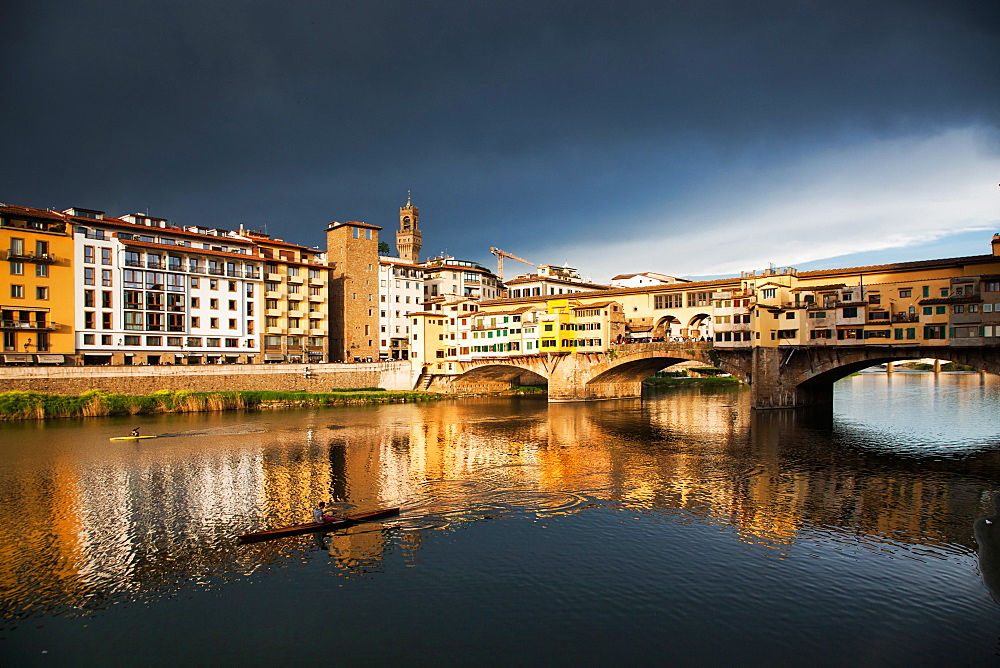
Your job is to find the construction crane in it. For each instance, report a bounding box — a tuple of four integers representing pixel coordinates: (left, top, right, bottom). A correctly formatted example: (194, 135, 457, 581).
(490, 247, 536, 282)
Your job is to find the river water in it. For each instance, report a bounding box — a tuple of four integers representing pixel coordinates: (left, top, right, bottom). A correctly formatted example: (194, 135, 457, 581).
(1, 372, 999, 665)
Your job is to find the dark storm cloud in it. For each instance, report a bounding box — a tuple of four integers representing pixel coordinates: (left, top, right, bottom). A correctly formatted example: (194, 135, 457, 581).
(2, 0, 999, 261)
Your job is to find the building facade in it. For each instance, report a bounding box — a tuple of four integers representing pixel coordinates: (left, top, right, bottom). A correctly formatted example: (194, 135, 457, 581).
(1, 205, 74, 363)
(326, 221, 380, 362)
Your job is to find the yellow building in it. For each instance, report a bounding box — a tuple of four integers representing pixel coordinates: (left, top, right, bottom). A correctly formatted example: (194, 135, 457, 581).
(1, 205, 75, 362)
(250, 233, 331, 363)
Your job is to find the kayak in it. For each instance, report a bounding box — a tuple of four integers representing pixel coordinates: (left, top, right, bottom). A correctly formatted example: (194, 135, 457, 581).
(110, 435, 157, 441)
(238, 507, 400, 543)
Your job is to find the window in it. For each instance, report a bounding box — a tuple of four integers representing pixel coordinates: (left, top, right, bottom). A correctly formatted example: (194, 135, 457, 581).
(146, 336, 162, 346)
(124, 335, 141, 346)
(761, 288, 777, 300)
(102, 291, 112, 308)
(101, 248, 112, 265)
(10, 285, 23, 298)
(83, 334, 94, 345)
(923, 306, 933, 316)
(210, 318, 219, 329)
(922, 286, 930, 297)
(868, 294, 881, 304)
(842, 307, 858, 318)
(940, 288, 950, 297)
(35, 263, 47, 277)
(899, 289, 911, 298)
(84, 290, 95, 308)
(936, 306, 946, 315)
(102, 269, 112, 287)
(84, 246, 95, 263)
(228, 300, 236, 310)
(101, 313, 112, 329)
(654, 293, 683, 309)
(924, 325, 946, 339)
(954, 304, 965, 314)
(85, 312, 95, 329)
(84, 267, 95, 285)
(9, 262, 23, 276)
(36, 286, 49, 300)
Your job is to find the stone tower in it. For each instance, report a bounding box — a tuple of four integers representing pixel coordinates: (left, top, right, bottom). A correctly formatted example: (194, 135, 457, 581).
(396, 192, 422, 264)
(326, 220, 381, 362)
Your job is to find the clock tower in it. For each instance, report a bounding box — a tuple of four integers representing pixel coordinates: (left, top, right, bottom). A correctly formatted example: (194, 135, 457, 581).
(396, 192, 422, 264)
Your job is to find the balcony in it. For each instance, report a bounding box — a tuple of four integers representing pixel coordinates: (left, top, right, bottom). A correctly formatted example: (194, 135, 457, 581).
(5, 251, 56, 264)
(308, 294, 325, 302)
(265, 290, 283, 299)
(287, 274, 304, 284)
(266, 273, 283, 282)
(892, 313, 919, 323)
(0, 320, 58, 331)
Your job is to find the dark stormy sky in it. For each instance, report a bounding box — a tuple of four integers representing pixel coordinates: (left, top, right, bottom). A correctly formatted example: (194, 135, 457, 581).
(3, 1, 999, 281)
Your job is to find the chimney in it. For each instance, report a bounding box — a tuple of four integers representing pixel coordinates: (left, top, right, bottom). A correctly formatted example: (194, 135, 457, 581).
(993, 234, 1000, 256)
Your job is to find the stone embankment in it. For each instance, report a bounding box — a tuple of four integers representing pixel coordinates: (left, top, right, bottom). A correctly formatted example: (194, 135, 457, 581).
(0, 361, 414, 394)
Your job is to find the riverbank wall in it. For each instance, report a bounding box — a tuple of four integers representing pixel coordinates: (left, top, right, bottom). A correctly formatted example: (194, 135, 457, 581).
(0, 361, 414, 394)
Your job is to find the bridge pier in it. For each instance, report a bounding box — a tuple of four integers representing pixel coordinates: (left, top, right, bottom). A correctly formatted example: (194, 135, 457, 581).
(750, 347, 834, 410)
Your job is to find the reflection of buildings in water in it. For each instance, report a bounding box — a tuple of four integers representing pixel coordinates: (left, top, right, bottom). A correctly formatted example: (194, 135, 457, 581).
(974, 494, 1000, 605)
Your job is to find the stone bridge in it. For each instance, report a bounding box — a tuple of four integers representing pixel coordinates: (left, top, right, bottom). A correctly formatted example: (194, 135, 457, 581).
(424, 342, 1000, 409)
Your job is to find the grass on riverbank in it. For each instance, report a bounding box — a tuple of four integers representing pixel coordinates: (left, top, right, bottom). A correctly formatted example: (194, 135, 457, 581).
(0, 388, 442, 421)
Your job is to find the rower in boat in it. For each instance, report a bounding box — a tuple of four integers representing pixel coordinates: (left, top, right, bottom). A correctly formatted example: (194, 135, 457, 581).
(129, 427, 140, 437)
(312, 501, 342, 524)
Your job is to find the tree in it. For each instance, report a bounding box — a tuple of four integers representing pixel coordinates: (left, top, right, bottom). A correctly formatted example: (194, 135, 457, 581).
(378, 241, 391, 255)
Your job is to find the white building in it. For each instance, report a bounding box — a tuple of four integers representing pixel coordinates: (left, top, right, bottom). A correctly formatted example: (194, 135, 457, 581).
(70, 208, 262, 365)
(378, 257, 424, 359)
(504, 264, 609, 298)
(609, 272, 690, 288)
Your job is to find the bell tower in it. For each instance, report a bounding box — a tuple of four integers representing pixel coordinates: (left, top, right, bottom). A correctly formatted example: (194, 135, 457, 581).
(396, 191, 422, 264)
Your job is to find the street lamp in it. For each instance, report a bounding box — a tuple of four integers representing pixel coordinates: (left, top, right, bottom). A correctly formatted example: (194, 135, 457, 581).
(23, 338, 32, 353)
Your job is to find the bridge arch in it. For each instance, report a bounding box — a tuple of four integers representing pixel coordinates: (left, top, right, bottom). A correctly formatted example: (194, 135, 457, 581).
(452, 362, 547, 386)
(752, 345, 1000, 409)
(687, 313, 712, 339)
(653, 315, 680, 338)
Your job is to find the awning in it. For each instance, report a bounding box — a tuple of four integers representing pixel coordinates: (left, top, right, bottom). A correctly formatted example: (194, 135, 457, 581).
(36, 354, 65, 364)
(224, 354, 239, 359)
(3, 354, 32, 363)
(84, 352, 113, 357)
(186, 353, 204, 358)
(264, 354, 285, 361)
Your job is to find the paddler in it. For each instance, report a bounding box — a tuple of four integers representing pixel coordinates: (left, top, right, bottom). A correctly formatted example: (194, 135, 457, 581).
(312, 501, 340, 524)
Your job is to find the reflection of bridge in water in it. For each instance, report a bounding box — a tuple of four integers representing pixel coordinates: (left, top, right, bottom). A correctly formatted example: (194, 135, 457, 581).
(432, 342, 1000, 409)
